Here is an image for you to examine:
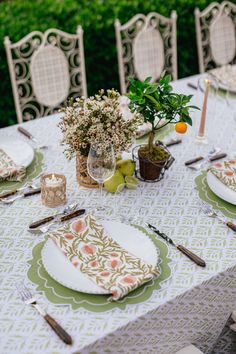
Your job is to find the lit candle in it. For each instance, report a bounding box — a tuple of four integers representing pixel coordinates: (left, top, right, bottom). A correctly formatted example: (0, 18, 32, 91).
(45, 173, 63, 187)
(41, 173, 66, 207)
(198, 79, 211, 137)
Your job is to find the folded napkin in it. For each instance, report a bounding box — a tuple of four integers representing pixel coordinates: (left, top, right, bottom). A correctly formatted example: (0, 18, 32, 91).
(0, 149, 26, 182)
(50, 214, 160, 300)
(209, 157, 236, 192)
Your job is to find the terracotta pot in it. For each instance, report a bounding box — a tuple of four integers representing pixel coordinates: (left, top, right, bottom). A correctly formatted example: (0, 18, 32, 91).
(138, 149, 169, 181)
(76, 153, 98, 188)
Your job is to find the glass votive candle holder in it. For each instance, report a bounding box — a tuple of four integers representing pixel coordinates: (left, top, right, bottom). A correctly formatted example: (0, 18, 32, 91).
(41, 173, 66, 207)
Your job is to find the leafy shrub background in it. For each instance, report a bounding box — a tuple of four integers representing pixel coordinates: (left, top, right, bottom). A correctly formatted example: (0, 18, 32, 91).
(0, 0, 224, 127)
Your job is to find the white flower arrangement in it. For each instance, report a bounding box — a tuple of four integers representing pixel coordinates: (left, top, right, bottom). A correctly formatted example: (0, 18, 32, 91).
(59, 89, 142, 159)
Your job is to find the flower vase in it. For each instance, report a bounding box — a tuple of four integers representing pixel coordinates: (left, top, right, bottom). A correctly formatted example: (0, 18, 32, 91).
(76, 153, 98, 188)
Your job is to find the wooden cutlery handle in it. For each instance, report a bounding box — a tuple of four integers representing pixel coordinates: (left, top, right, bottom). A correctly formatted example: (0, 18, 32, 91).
(60, 209, 85, 222)
(0, 190, 17, 199)
(29, 216, 55, 229)
(187, 82, 198, 90)
(185, 156, 204, 166)
(209, 153, 227, 162)
(165, 139, 182, 147)
(44, 314, 72, 345)
(18, 126, 33, 139)
(177, 245, 206, 267)
(226, 222, 236, 233)
(24, 188, 41, 197)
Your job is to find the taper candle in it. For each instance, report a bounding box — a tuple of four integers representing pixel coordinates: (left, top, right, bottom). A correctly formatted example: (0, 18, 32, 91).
(198, 79, 211, 137)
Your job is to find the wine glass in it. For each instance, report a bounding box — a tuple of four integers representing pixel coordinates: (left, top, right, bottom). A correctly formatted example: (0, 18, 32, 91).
(87, 143, 116, 215)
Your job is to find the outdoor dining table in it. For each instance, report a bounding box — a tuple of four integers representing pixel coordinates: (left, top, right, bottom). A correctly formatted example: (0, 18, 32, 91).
(0, 74, 236, 354)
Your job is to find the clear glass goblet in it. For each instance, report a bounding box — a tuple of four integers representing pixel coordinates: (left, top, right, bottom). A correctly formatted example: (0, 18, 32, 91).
(87, 143, 116, 216)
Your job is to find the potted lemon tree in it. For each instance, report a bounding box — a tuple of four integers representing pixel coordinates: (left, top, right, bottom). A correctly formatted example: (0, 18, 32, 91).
(126, 74, 199, 181)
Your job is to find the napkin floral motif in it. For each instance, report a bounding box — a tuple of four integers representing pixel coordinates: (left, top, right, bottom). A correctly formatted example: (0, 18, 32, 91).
(50, 214, 160, 300)
(209, 157, 236, 192)
(0, 149, 26, 182)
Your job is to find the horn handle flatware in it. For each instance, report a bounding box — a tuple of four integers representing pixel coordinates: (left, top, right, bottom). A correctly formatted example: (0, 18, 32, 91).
(29, 216, 55, 229)
(0, 189, 17, 199)
(18, 126, 33, 139)
(177, 245, 206, 267)
(185, 156, 204, 166)
(147, 223, 206, 267)
(209, 153, 227, 162)
(165, 139, 182, 147)
(226, 222, 236, 233)
(60, 209, 86, 222)
(24, 188, 41, 197)
(44, 314, 72, 345)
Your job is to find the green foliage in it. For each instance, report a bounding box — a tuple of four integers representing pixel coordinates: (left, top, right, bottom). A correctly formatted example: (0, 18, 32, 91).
(127, 74, 199, 130)
(0, 0, 219, 127)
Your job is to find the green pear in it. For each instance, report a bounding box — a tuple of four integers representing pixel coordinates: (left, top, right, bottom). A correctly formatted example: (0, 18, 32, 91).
(104, 170, 125, 193)
(116, 159, 135, 176)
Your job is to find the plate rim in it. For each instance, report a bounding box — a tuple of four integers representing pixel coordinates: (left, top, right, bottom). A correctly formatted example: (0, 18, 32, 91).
(207, 170, 236, 205)
(41, 220, 159, 295)
(0, 136, 34, 168)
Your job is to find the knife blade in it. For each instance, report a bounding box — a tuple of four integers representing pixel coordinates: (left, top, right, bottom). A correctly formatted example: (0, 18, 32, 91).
(29, 208, 86, 229)
(147, 223, 206, 267)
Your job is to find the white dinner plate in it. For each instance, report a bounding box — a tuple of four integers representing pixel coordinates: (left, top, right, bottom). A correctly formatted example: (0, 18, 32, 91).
(207, 171, 236, 205)
(42, 220, 158, 295)
(0, 137, 34, 167)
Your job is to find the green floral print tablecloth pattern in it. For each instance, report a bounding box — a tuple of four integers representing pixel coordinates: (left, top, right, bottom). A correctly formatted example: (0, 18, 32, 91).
(0, 150, 43, 194)
(45, 215, 160, 301)
(195, 171, 236, 219)
(27, 224, 171, 312)
(209, 157, 236, 192)
(0, 148, 26, 181)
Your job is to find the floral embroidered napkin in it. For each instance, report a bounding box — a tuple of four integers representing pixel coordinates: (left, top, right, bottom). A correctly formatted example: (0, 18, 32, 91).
(0, 149, 26, 182)
(50, 214, 160, 300)
(209, 157, 236, 192)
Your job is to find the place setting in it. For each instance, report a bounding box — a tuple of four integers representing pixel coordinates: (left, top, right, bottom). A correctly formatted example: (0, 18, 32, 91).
(0, 135, 44, 202)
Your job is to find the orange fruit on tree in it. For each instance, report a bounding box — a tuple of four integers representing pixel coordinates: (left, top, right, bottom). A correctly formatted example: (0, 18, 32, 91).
(175, 122, 187, 134)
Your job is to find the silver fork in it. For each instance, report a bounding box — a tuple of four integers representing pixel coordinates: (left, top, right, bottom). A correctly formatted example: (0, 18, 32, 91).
(17, 284, 72, 345)
(200, 202, 236, 232)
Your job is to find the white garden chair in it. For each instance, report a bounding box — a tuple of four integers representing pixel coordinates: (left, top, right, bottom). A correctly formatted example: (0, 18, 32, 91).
(174, 344, 204, 354)
(4, 27, 87, 123)
(115, 11, 177, 94)
(195, 1, 236, 73)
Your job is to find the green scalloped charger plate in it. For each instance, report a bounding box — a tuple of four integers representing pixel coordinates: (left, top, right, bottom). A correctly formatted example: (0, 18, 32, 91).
(195, 171, 236, 219)
(27, 225, 171, 312)
(0, 150, 44, 194)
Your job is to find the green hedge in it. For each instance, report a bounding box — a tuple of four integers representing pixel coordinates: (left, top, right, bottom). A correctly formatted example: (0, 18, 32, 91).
(0, 0, 221, 127)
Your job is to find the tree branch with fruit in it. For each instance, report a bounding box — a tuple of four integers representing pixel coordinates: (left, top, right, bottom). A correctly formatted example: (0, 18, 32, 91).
(126, 74, 199, 161)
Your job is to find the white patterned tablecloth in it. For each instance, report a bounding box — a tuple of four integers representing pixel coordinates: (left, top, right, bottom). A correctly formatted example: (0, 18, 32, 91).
(0, 75, 236, 354)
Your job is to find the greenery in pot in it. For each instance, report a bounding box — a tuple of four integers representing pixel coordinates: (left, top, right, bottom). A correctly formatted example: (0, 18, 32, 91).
(126, 74, 199, 179)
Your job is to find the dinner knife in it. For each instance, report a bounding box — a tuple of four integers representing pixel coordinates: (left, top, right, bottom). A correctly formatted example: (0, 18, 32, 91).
(147, 223, 206, 267)
(29, 208, 86, 229)
(18, 126, 36, 142)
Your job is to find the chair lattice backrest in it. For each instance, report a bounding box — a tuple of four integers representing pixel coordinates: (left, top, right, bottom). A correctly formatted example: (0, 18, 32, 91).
(195, 1, 236, 73)
(115, 11, 177, 94)
(4, 27, 87, 123)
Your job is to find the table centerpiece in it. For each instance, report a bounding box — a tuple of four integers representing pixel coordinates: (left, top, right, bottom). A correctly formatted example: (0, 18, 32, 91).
(126, 74, 199, 181)
(59, 89, 141, 188)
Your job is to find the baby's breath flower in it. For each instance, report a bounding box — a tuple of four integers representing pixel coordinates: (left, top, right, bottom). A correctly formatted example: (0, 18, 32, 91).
(59, 89, 143, 159)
